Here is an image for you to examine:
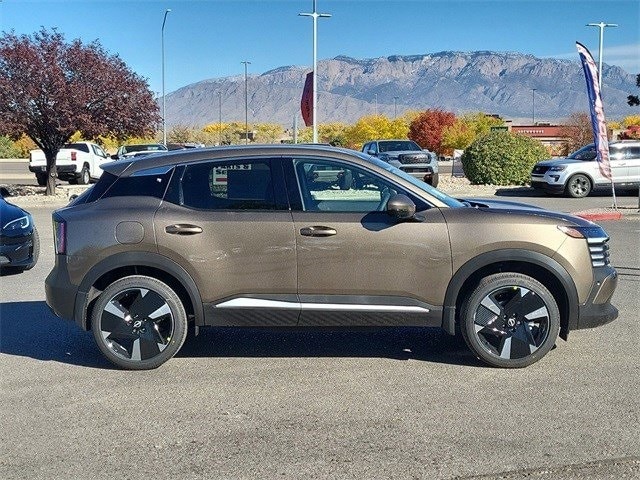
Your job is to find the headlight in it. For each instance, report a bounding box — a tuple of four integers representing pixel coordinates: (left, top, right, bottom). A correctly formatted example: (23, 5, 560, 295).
(2, 215, 30, 232)
(557, 225, 607, 241)
(549, 166, 567, 172)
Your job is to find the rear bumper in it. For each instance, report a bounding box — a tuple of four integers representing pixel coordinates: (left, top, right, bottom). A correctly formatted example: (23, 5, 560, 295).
(45, 257, 86, 329)
(29, 165, 77, 175)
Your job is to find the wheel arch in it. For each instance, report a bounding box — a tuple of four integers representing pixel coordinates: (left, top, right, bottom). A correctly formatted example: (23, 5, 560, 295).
(75, 251, 204, 331)
(565, 171, 595, 191)
(442, 249, 579, 340)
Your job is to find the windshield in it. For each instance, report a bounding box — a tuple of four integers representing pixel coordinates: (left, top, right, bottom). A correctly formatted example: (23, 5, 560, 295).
(356, 152, 464, 208)
(567, 144, 597, 161)
(378, 141, 422, 153)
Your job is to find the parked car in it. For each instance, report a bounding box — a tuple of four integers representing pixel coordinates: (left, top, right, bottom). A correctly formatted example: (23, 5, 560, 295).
(29, 141, 110, 185)
(45, 145, 617, 370)
(530, 140, 640, 197)
(111, 143, 168, 160)
(0, 191, 39, 272)
(362, 140, 439, 187)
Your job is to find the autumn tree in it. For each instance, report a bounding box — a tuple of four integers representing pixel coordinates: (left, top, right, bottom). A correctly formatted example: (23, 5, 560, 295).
(442, 112, 504, 151)
(0, 29, 159, 194)
(344, 115, 409, 150)
(558, 112, 593, 154)
(408, 109, 456, 155)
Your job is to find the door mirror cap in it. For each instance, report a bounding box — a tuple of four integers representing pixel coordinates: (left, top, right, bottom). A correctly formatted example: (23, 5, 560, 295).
(387, 194, 416, 219)
(367, 149, 377, 156)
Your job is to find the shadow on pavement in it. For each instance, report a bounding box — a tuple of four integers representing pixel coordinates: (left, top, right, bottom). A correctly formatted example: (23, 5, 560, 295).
(0, 300, 483, 368)
(495, 187, 639, 198)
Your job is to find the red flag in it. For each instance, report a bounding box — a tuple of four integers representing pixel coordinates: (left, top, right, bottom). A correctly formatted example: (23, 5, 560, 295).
(576, 42, 611, 179)
(301, 71, 313, 127)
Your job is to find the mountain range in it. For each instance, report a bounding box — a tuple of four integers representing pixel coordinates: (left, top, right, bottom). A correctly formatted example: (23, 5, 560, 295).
(165, 51, 638, 128)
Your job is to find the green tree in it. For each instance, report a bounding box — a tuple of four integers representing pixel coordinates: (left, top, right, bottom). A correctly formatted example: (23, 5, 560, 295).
(461, 131, 549, 185)
(442, 113, 504, 151)
(254, 123, 284, 143)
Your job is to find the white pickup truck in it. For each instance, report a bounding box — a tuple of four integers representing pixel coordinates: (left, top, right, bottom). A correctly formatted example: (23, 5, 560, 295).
(29, 141, 111, 185)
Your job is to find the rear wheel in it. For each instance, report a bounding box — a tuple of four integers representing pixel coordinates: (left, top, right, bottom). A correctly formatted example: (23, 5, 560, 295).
(565, 174, 591, 198)
(91, 275, 188, 370)
(35, 173, 47, 186)
(460, 273, 560, 368)
(77, 164, 90, 185)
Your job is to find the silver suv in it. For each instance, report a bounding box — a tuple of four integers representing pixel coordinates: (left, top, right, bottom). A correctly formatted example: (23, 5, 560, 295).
(531, 141, 640, 198)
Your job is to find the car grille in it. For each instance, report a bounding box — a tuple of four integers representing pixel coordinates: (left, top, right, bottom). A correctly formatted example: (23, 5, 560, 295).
(587, 237, 610, 267)
(532, 165, 550, 174)
(398, 153, 429, 165)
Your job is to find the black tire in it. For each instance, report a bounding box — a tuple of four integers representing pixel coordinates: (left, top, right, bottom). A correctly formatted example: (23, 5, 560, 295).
(90, 275, 188, 370)
(35, 173, 47, 186)
(565, 174, 591, 198)
(460, 273, 560, 368)
(24, 227, 39, 271)
(77, 164, 90, 185)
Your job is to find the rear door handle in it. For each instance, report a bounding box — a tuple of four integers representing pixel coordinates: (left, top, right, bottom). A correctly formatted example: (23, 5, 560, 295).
(165, 224, 203, 235)
(300, 226, 337, 237)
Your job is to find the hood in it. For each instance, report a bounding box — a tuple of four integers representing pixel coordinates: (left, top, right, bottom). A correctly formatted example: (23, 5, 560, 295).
(459, 197, 595, 227)
(535, 157, 586, 167)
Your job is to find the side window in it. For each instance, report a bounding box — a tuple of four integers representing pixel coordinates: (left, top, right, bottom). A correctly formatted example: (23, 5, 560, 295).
(92, 145, 107, 157)
(624, 146, 640, 159)
(293, 158, 413, 213)
(102, 167, 174, 200)
(609, 147, 625, 160)
(180, 159, 275, 210)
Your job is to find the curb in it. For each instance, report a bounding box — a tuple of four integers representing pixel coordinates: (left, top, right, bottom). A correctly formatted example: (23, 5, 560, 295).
(574, 211, 623, 221)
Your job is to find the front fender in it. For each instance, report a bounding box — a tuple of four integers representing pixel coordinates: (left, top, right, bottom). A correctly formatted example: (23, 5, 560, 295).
(441, 249, 579, 337)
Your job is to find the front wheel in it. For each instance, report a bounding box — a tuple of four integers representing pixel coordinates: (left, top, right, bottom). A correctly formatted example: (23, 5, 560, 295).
(565, 174, 591, 198)
(91, 275, 188, 370)
(460, 273, 560, 368)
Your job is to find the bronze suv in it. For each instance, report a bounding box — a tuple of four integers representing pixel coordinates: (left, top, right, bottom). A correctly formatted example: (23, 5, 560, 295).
(45, 145, 618, 369)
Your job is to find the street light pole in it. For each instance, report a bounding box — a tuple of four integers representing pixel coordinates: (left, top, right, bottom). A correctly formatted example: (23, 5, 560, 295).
(241, 61, 251, 144)
(218, 91, 222, 146)
(532, 88, 536, 124)
(299, 0, 331, 143)
(393, 96, 399, 118)
(161, 8, 171, 146)
(374, 93, 378, 116)
(586, 22, 618, 87)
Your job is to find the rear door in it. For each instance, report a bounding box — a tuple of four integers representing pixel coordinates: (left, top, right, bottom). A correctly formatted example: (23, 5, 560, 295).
(154, 157, 299, 326)
(283, 156, 451, 327)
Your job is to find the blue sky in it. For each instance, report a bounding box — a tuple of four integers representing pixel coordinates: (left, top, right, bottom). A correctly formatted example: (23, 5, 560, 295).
(1, 0, 638, 95)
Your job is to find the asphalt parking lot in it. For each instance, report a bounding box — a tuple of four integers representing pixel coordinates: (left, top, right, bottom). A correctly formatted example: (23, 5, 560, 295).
(0, 194, 638, 479)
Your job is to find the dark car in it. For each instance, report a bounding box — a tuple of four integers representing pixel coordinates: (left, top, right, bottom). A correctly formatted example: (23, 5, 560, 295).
(45, 145, 617, 370)
(362, 140, 439, 187)
(111, 143, 168, 160)
(0, 191, 39, 272)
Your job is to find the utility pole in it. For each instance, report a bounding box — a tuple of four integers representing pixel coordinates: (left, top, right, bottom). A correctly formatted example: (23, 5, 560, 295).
(161, 8, 171, 146)
(532, 88, 536, 124)
(586, 22, 618, 87)
(393, 96, 399, 118)
(241, 61, 251, 144)
(299, 0, 331, 143)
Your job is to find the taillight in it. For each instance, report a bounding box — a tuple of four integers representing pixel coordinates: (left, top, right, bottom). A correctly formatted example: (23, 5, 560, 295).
(53, 218, 66, 255)
(71, 151, 77, 161)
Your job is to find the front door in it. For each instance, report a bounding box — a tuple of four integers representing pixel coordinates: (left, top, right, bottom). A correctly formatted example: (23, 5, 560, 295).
(284, 156, 451, 327)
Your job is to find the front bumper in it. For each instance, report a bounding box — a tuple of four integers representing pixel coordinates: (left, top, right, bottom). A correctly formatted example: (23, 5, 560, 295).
(0, 234, 34, 267)
(575, 266, 618, 330)
(530, 179, 565, 194)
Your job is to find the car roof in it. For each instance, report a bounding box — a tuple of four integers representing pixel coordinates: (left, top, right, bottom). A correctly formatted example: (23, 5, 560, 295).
(102, 144, 368, 177)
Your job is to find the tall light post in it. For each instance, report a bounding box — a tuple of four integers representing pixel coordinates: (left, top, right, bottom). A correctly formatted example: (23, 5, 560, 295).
(241, 61, 251, 144)
(586, 22, 618, 87)
(393, 96, 399, 118)
(299, 0, 331, 143)
(161, 8, 171, 146)
(217, 91, 222, 146)
(374, 93, 378, 116)
(532, 88, 536, 124)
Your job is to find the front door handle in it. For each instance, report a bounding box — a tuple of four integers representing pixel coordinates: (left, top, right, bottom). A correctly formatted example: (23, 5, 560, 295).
(165, 224, 203, 235)
(300, 226, 337, 237)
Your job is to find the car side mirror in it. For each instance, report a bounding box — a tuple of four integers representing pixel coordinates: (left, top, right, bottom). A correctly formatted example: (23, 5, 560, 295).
(387, 194, 416, 220)
(367, 149, 376, 156)
(111, 154, 119, 160)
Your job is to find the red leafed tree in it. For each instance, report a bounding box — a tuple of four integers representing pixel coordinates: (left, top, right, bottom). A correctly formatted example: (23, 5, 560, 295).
(0, 29, 160, 194)
(408, 109, 456, 155)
